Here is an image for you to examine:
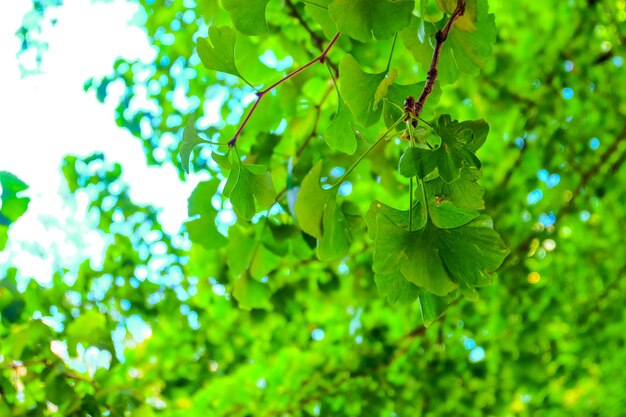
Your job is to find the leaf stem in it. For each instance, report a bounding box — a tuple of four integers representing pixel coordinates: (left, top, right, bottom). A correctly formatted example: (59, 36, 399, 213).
(420, 178, 429, 221)
(332, 116, 405, 188)
(408, 122, 415, 230)
(228, 32, 342, 148)
(409, 177, 414, 230)
(386, 33, 398, 72)
(299, 0, 328, 9)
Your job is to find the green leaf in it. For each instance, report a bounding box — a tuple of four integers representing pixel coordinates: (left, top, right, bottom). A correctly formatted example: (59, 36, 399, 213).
(398, 115, 489, 182)
(426, 167, 485, 210)
(227, 225, 282, 280)
(304, 0, 337, 39)
(186, 179, 227, 249)
(328, 0, 414, 42)
(398, 146, 439, 179)
(369, 209, 457, 297)
(180, 115, 208, 174)
(367, 200, 508, 302)
(402, 1, 495, 84)
(232, 273, 272, 310)
(0, 172, 30, 251)
(65, 310, 109, 351)
(437, 215, 510, 288)
(225, 156, 277, 221)
(294, 162, 330, 238)
(375, 272, 419, 304)
(294, 163, 351, 260)
(226, 226, 257, 277)
(339, 55, 386, 127)
(197, 26, 242, 77)
(11, 320, 52, 359)
(418, 288, 455, 327)
(365, 200, 426, 238)
(428, 199, 479, 229)
(374, 69, 399, 109)
(250, 244, 282, 279)
(317, 197, 351, 261)
(448, 0, 496, 74)
(324, 97, 357, 155)
(222, 0, 270, 36)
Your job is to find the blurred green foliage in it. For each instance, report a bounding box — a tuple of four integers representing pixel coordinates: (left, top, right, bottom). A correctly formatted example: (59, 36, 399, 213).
(2, 0, 626, 416)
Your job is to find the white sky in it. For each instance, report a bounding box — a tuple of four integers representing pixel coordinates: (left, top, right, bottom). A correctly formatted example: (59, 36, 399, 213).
(0, 0, 202, 283)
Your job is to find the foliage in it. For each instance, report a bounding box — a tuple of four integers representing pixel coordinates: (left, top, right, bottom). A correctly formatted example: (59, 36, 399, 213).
(3, 0, 626, 416)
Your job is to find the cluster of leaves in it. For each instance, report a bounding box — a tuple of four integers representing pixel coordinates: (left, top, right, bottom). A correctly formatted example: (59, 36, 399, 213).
(5, 0, 626, 415)
(181, 0, 506, 322)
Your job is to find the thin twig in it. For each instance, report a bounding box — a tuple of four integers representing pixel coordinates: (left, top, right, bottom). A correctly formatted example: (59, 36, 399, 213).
(407, 0, 466, 123)
(228, 32, 341, 148)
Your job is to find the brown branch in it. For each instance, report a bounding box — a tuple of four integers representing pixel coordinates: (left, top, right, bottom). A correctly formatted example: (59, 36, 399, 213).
(228, 32, 341, 148)
(406, 0, 466, 124)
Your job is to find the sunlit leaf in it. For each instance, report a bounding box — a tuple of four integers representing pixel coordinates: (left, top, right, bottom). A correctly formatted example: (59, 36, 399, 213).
(222, 0, 271, 36)
(328, 0, 414, 42)
(197, 26, 242, 77)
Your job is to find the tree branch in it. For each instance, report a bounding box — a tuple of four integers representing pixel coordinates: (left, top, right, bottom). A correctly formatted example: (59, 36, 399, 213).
(228, 32, 341, 148)
(405, 0, 466, 124)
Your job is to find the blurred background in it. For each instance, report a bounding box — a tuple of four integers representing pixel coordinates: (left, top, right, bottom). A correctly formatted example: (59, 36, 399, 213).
(1, 0, 626, 415)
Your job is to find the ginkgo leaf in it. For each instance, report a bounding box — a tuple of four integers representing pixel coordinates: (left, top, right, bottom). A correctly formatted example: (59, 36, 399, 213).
(225, 155, 276, 221)
(222, 0, 271, 36)
(339, 55, 386, 127)
(294, 162, 351, 260)
(449, 0, 496, 74)
(398, 115, 488, 182)
(186, 179, 227, 249)
(180, 115, 208, 174)
(426, 167, 485, 210)
(437, 215, 509, 287)
(197, 26, 241, 77)
(317, 197, 351, 262)
(374, 69, 399, 110)
(304, 0, 337, 39)
(375, 272, 419, 304)
(366, 198, 508, 304)
(418, 289, 455, 327)
(428, 199, 480, 229)
(328, 0, 414, 42)
(233, 272, 272, 310)
(340, 56, 430, 128)
(324, 97, 357, 155)
(365, 200, 426, 238)
(401, 1, 495, 84)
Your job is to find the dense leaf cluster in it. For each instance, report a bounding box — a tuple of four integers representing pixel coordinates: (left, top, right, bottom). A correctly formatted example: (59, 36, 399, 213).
(3, 0, 626, 415)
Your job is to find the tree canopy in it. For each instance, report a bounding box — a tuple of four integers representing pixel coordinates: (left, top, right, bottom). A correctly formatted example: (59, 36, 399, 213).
(2, 0, 626, 415)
